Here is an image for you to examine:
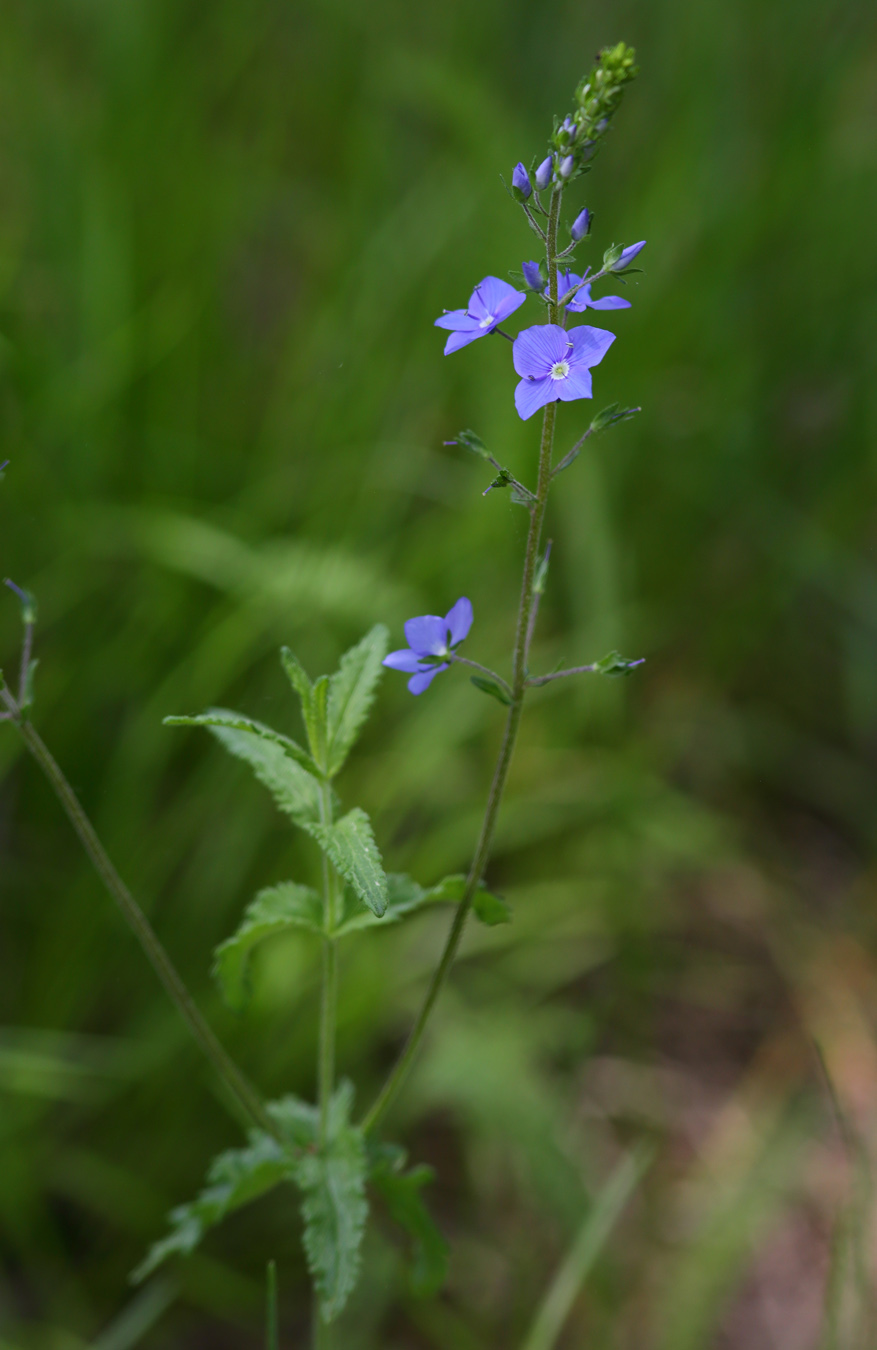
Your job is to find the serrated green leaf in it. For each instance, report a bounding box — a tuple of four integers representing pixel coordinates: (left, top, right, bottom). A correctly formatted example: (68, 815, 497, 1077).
(370, 1151, 448, 1297)
(267, 1092, 320, 1148)
(207, 716, 322, 826)
(280, 646, 327, 766)
(164, 710, 318, 774)
(470, 675, 512, 706)
(325, 624, 389, 776)
(332, 873, 447, 937)
(213, 883, 323, 1010)
(132, 1131, 293, 1282)
(307, 808, 387, 917)
(293, 1083, 368, 1322)
(593, 650, 645, 677)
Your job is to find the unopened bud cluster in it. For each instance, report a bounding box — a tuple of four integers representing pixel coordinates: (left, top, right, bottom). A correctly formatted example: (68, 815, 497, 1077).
(550, 42, 638, 178)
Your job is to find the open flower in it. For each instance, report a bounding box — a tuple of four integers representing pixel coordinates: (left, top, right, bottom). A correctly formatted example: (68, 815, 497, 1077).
(549, 268, 630, 313)
(434, 277, 526, 355)
(512, 323, 615, 420)
(383, 598, 473, 695)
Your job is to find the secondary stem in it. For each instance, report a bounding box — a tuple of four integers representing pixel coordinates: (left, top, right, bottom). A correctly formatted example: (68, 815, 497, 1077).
(361, 184, 564, 1135)
(0, 682, 276, 1138)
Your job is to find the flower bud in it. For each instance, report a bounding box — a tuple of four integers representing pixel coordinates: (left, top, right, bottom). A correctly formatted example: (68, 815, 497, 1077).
(534, 156, 553, 190)
(522, 260, 542, 290)
(570, 208, 591, 241)
(559, 155, 574, 179)
(511, 162, 532, 200)
(614, 239, 646, 269)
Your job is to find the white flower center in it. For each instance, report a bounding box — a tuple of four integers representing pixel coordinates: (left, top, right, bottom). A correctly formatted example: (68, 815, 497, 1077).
(478, 313, 496, 329)
(549, 360, 570, 380)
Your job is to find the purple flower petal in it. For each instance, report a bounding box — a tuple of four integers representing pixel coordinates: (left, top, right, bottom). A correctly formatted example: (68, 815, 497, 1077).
(471, 276, 526, 326)
(522, 260, 542, 290)
(443, 328, 483, 355)
(445, 596, 473, 645)
(556, 365, 593, 401)
(616, 240, 646, 269)
(404, 614, 448, 656)
(434, 309, 479, 331)
(564, 282, 593, 312)
(514, 375, 557, 420)
(586, 294, 631, 310)
(408, 664, 447, 695)
(512, 324, 571, 378)
(568, 324, 616, 369)
(383, 649, 427, 673)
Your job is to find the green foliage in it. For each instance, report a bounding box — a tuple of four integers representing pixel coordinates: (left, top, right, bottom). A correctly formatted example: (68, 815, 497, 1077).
(213, 883, 324, 1011)
(307, 808, 388, 918)
(593, 651, 644, 677)
(164, 711, 318, 775)
(296, 1082, 368, 1323)
(589, 402, 640, 434)
(135, 1083, 367, 1323)
(427, 873, 512, 925)
(325, 625, 389, 777)
(332, 872, 451, 936)
(200, 715, 323, 825)
(470, 674, 513, 706)
(370, 1146, 449, 1297)
(132, 1131, 294, 1283)
(447, 428, 490, 459)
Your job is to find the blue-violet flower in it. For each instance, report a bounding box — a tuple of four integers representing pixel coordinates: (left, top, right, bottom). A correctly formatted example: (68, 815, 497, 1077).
(383, 598, 473, 695)
(511, 163, 532, 199)
(614, 240, 646, 269)
(570, 208, 591, 241)
(549, 268, 631, 313)
(512, 323, 615, 420)
(559, 155, 574, 179)
(534, 156, 553, 190)
(434, 277, 526, 354)
(522, 260, 543, 290)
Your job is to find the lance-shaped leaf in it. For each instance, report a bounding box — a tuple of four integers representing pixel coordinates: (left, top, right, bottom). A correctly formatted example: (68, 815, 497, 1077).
(164, 710, 318, 775)
(206, 716, 323, 825)
(307, 808, 387, 917)
(325, 625, 389, 777)
(280, 647, 330, 769)
(213, 883, 323, 1011)
(132, 1131, 294, 1282)
(370, 1147, 448, 1297)
(293, 1082, 368, 1322)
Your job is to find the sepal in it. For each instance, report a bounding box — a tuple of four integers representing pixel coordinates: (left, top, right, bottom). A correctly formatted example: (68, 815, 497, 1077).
(593, 650, 645, 677)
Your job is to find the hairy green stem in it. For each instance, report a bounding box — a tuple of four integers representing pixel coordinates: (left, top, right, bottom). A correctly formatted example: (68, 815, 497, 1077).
(317, 781, 340, 1148)
(361, 186, 564, 1135)
(315, 781, 340, 1348)
(0, 681, 276, 1138)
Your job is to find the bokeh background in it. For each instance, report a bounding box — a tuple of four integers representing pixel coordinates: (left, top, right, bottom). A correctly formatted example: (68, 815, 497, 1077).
(2, 0, 877, 1345)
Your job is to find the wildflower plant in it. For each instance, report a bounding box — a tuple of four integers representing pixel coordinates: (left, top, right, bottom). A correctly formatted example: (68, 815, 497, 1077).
(1, 42, 647, 1347)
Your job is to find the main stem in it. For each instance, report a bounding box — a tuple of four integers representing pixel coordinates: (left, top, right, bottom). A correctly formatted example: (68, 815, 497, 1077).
(0, 685, 276, 1138)
(361, 185, 564, 1135)
(315, 780, 340, 1349)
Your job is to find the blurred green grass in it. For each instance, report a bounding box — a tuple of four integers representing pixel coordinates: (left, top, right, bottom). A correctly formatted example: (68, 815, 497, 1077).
(1, 0, 877, 1345)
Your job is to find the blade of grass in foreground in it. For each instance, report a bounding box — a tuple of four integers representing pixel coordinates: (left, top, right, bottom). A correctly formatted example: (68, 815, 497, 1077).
(521, 1144, 654, 1350)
